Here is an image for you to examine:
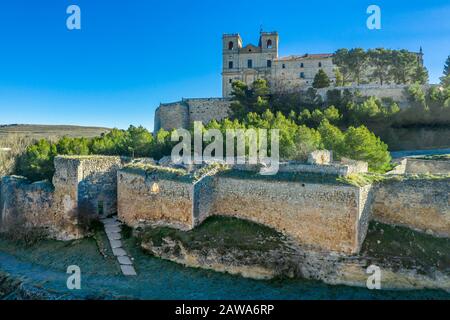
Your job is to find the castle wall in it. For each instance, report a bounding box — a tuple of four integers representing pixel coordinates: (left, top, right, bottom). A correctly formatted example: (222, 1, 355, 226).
(0, 176, 53, 231)
(74, 156, 124, 217)
(154, 98, 231, 133)
(0, 156, 125, 240)
(211, 177, 371, 254)
(117, 169, 195, 230)
(405, 158, 450, 174)
(372, 178, 450, 237)
(186, 98, 231, 126)
(154, 101, 189, 132)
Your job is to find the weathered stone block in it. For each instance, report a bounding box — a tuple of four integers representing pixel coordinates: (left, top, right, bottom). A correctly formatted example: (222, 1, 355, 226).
(307, 150, 333, 165)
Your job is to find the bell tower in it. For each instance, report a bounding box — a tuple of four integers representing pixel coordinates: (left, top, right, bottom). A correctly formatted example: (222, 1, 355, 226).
(222, 34, 242, 97)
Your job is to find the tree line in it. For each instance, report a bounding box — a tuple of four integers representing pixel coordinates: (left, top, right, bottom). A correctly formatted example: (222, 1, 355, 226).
(332, 48, 428, 86)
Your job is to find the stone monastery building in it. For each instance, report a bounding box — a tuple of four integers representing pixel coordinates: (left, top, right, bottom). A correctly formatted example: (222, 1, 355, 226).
(222, 31, 336, 97)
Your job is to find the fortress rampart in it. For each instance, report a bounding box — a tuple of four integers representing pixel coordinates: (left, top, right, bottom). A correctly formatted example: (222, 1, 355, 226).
(154, 85, 430, 132)
(154, 98, 231, 132)
(0, 156, 127, 240)
(1, 154, 448, 253)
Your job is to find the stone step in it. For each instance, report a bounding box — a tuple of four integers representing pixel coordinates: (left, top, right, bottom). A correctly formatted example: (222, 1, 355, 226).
(107, 232, 121, 241)
(120, 265, 137, 276)
(105, 225, 121, 233)
(109, 239, 122, 249)
(117, 256, 133, 265)
(112, 247, 127, 257)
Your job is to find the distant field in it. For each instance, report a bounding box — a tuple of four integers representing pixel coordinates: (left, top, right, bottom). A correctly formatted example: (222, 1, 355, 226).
(0, 124, 110, 140)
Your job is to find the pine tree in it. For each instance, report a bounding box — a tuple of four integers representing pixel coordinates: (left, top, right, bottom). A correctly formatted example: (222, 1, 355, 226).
(443, 55, 450, 77)
(312, 69, 331, 88)
(440, 55, 450, 86)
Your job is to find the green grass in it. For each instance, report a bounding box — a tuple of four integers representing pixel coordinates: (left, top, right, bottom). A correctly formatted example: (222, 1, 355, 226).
(0, 230, 119, 276)
(338, 172, 450, 187)
(122, 162, 229, 183)
(139, 216, 288, 252)
(361, 222, 450, 273)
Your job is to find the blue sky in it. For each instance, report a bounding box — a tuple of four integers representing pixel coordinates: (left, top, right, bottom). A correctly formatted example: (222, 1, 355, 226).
(0, 0, 449, 130)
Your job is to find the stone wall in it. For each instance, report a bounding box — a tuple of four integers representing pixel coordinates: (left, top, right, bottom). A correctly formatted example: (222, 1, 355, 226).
(372, 178, 450, 237)
(154, 98, 231, 132)
(186, 98, 231, 126)
(0, 156, 126, 240)
(117, 169, 195, 230)
(154, 101, 189, 132)
(405, 158, 450, 174)
(0, 176, 53, 231)
(211, 177, 371, 254)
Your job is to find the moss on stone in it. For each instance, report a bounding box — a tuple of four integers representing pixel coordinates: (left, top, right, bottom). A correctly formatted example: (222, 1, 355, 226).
(122, 162, 229, 183)
(217, 169, 351, 186)
(338, 172, 450, 187)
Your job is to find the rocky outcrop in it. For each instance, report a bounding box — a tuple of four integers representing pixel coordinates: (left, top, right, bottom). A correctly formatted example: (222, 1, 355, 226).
(140, 221, 450, 292)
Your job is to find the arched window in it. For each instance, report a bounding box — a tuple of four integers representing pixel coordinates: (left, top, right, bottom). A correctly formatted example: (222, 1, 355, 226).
(267, 39, 273, 49)
(300, 63, 304, 68)
(318, 62, 322, 67)
(228, 41, 234, 50)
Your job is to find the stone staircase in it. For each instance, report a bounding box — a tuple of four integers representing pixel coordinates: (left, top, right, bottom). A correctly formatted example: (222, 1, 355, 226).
(101, 216, 137, 276)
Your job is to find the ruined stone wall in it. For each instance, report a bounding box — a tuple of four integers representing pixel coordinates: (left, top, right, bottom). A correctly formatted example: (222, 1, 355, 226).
(405, 158, 450, 174)
(117, 169, 195, 230)
(75, 156, 125, 217)
(211, 177, 371, 254)
(0, 156, 125, 240)
(0, 176, 53, 231)
(372, 178, 450, 237)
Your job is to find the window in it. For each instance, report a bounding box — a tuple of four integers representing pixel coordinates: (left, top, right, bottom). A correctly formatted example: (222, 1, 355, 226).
(228, 61, 233, 69)
(318, 62, 322, 67)
(282, 64, 286, 69)
(229, 79, 233, 83)
(228, 41, 234, 50)
(267, 39, 273, 49)
(300, 63, 304, 68)
(300, 72, 305, 79)
(247, 59, 253, 68)
(267, 60, 272, 68)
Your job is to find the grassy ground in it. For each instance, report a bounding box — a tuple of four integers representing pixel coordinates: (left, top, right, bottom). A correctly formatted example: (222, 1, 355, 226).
(0, 124, 109, 140)
(217, 169, 350, 185)
(138, 216, 287, 252)
(0, 230, 120, 277)
(361, 222, 450, 273)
